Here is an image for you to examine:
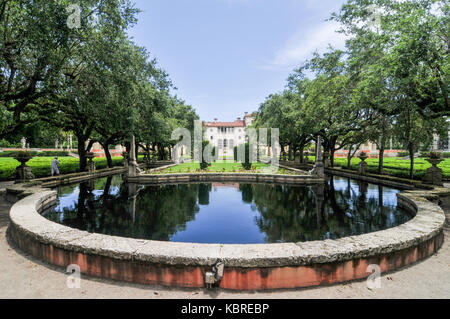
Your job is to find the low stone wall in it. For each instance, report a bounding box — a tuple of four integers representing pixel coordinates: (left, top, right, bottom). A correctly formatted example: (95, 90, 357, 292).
(129, 172, 323, 185)
(6, 176, 448, 290)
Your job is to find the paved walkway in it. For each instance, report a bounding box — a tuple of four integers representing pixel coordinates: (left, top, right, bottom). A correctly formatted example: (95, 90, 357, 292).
(0, 194, 449, 299)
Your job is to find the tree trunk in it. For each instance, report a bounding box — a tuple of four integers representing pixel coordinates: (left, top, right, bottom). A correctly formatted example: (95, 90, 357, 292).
(288, 144, 294, 161)
(100, 142, 113, 168)
(409, 143, 415, 180)
(77, 141, 87, 172)
(347, 145, 354, 169)
(299, 146, 304, 164)
(330, 148, 336, 167)
(378, 147, 385, 175)
(76, 136, 95, 172)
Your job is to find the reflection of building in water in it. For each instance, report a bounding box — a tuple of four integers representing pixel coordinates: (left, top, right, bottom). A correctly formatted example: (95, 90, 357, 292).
(211, 182, 240, 190)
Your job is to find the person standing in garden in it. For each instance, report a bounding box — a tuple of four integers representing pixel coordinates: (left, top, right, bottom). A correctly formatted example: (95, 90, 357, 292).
(51, 157, 60, 176)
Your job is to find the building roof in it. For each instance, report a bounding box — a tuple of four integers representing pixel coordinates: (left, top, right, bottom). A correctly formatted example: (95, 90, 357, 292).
(204, 120, 246, 128)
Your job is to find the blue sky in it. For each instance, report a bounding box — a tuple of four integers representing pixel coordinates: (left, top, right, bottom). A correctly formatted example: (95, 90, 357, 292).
(128, 0, 348, 122)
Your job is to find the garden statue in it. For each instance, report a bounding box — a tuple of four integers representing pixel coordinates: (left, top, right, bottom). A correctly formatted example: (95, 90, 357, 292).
(86, 152, 96, 173)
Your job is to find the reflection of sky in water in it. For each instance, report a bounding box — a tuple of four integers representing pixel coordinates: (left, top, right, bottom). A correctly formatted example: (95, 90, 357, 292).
(332, 177, 399, 208)
(171, 186, 266, 244)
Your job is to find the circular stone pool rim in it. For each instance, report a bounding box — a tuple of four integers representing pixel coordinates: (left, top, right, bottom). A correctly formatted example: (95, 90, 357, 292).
(7, 177, 448, 291)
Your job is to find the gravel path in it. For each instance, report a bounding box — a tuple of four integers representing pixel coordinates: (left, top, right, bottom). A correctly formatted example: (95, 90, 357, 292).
(0, 194, 449, 299)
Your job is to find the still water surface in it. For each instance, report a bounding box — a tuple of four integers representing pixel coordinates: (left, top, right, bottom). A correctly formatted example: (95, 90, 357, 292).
(42, 175, 413, 244)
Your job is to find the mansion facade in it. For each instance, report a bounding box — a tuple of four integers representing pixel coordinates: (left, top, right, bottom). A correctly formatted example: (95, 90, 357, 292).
(433, 118, 450, 152)
(204, 112, 256, 157)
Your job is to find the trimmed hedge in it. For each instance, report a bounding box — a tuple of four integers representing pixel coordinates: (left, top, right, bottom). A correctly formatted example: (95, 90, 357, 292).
(307, 156, 450, 180)
(0, 156, 144, 180)
(0, 151, 69, 157)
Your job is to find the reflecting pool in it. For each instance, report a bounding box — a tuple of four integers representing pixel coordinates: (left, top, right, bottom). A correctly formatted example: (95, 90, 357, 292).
(41, 175, 413, 244)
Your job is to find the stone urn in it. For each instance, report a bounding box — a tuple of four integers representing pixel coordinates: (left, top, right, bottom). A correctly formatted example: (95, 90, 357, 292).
(14, 152, 35, 182)
(423, 154, 444, 186)
(358, 152, 369, 175)
(86, 152, 96, 173)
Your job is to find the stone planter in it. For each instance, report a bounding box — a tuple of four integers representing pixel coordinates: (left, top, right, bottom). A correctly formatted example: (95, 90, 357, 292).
(14, 155, 35, 182)
(358, 153, 368, 175)
(423, 158, 443, 186)
(86, 152, 96, 173)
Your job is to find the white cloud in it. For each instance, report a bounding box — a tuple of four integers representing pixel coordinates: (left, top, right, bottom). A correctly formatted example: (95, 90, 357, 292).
(262, 20, 349, 70)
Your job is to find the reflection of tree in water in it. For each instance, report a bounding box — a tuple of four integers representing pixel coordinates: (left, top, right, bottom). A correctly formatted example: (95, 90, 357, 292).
(250, 177, 412, 243)
(198, 184, 212, 205)
(239, 184, 253, 204)
(46, 177, 202, 241)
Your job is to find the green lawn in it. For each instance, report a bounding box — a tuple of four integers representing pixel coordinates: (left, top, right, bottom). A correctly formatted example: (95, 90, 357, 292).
(308, 156, 450, 180)
(0, 156, 143, 180)
(158, 162, 283, 174)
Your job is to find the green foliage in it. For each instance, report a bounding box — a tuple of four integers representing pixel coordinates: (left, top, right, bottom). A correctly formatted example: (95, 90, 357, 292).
(200, 141, 214, 170)
(234, 143, 253, 171)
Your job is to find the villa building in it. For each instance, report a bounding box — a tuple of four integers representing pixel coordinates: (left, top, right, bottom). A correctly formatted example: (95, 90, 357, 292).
(203, 112, 256, 157)
(433, 118, 450, 152)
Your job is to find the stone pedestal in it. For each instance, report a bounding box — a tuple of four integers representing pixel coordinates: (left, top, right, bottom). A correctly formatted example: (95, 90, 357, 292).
(86, 153, 96, 173)
(358, 153, 368, 175)
(423, 159, 443, 186)
(15, 165, 35, 182)
(127, 136, 141, 177)
(310, 137, 325, 178)
(14, 155, 35, 183)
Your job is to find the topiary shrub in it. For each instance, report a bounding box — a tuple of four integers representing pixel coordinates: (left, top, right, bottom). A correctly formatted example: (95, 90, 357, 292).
(234, 143, 253, 171)
(200, 141, 215, 170)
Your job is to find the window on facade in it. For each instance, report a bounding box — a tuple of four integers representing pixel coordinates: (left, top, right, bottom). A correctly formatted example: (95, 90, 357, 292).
(211, 136, 213, 140)
(223, 139, 228, 149)
(229, 139, 234, 149)
(218, 139, 223, 149)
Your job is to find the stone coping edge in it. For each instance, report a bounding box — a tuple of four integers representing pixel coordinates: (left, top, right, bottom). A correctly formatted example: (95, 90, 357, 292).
(8, 180, 447, 268)
(129, 172, 324, 185)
